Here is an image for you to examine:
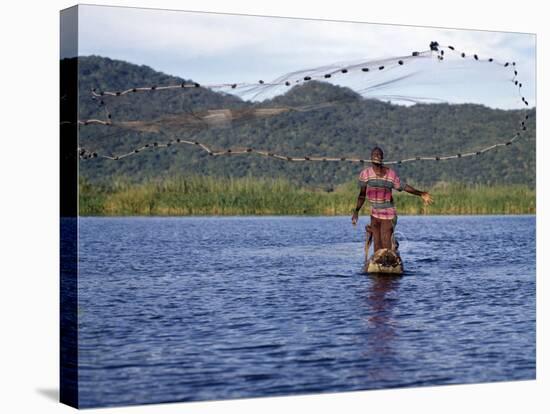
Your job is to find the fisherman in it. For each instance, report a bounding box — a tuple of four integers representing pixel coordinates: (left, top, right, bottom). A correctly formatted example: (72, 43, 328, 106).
(351, 147, 433, 252)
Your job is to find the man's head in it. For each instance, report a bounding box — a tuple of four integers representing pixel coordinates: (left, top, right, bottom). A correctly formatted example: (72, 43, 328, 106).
(371, 147, 384, 165)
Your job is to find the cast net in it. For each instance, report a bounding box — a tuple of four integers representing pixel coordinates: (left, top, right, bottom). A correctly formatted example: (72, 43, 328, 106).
(76, 41, 533, 172)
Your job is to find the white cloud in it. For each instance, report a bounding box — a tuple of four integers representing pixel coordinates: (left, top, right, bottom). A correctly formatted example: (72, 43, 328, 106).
(78, 4, 535, 108)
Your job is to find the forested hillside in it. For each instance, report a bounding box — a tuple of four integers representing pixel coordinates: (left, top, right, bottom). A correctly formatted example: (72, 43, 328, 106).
(74, 56, 536, 189)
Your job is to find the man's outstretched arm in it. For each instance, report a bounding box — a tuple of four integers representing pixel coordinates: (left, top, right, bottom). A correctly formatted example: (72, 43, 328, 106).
(404, 184, 434, 205)
(351, 186, 367, 225)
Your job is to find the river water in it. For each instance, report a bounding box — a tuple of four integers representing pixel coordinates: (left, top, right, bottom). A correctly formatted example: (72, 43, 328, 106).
(76, 215, 536, 407)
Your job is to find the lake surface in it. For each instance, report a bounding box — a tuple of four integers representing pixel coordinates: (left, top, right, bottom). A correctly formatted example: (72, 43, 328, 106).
(76, 216, 536, 408)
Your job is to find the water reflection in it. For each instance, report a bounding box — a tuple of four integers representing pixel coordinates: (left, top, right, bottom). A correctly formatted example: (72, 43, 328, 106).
(361, 274, 402, 383)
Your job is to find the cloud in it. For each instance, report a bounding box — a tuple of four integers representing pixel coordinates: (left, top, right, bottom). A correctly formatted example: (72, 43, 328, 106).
(77, 4, 535, 108)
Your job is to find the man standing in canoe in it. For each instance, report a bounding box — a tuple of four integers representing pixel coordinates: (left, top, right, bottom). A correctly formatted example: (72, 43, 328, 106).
(351, 147, 433, 252)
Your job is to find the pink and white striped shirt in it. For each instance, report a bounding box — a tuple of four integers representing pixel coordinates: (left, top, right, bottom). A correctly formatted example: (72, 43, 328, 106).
(358, 166, 406, 220)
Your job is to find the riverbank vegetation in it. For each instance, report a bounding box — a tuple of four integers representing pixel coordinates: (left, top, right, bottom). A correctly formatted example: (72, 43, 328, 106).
(79, 176, 535, 216)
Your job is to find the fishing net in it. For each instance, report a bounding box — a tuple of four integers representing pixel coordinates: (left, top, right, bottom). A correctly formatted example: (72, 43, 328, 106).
(76, 41, 533, 176)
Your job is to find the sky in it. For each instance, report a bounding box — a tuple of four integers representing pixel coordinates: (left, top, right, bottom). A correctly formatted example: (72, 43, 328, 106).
(72, 4, 536, 109)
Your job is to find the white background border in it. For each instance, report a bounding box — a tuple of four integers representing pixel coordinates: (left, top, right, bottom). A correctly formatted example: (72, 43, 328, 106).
(0, 0, 546, 413)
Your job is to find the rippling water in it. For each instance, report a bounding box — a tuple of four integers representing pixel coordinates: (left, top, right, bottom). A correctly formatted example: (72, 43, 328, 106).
(76, 216, 535, 408)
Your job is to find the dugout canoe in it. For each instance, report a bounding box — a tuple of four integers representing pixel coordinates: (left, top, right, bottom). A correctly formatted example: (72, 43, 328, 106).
(363, 224, 404, 274)
(365, 248, 404, 275)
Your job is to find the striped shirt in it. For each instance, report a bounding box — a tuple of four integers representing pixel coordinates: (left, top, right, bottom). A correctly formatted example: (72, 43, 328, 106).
(358, 166, 406, 220)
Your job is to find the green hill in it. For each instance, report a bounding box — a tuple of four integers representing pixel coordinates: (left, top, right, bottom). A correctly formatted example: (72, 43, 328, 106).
(74, 56, 536, 189)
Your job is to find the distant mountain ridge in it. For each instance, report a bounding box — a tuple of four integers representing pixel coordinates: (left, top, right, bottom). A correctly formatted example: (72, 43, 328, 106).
(73, 56, 536, 188)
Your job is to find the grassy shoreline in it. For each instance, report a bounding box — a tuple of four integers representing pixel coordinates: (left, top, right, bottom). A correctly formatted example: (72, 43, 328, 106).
(79, 176, 535, 216)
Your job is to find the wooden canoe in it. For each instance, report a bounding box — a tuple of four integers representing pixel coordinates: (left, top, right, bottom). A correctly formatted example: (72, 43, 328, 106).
(364, 224, 404, 274)
(365, 248, 404, 274)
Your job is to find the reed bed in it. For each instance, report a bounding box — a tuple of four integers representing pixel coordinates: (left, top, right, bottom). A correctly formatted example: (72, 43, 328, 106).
(79, 176, 535, 216)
